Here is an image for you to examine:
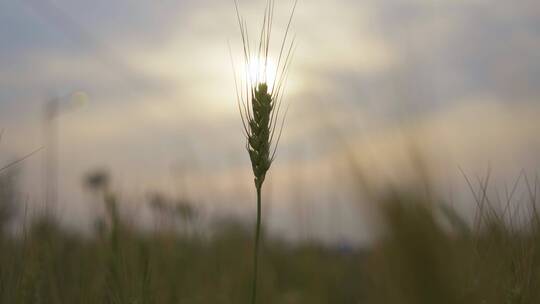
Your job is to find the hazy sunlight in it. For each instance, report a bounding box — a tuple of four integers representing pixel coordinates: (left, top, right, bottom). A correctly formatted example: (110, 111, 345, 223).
(246, 56, 278, 92)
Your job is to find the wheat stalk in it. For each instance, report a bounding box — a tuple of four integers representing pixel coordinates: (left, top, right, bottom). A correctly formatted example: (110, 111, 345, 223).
(230, 0, 297, 303)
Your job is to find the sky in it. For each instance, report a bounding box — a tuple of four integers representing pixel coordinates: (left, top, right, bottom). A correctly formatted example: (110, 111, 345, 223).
(0, 0, 539, 243)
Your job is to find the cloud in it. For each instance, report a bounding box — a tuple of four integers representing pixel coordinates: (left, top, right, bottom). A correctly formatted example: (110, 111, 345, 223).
(1, 0, 540, 240)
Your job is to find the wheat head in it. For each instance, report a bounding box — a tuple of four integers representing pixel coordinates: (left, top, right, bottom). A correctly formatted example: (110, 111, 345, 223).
(231, 0, 297, 190)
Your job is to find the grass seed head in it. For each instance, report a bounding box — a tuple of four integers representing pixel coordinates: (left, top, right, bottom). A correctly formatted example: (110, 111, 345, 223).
(249, 83, 273, 188)
(231, 0, 297, 189)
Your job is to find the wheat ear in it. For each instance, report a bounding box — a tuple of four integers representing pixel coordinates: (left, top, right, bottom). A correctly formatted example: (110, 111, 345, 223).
(231, 0, 297, 303)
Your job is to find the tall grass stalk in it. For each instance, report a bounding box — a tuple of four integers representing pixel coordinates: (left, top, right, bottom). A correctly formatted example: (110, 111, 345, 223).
(231, 1, 297, 303)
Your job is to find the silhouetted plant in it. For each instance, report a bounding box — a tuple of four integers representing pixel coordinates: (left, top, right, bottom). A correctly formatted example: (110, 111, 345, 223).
(231, 0, 297, 303)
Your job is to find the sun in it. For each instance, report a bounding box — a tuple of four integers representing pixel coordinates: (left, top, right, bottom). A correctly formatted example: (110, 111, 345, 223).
(246, 56, 278, 92)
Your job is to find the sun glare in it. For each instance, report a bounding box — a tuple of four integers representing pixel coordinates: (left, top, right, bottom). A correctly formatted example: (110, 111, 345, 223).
(246, 56, 278, 92)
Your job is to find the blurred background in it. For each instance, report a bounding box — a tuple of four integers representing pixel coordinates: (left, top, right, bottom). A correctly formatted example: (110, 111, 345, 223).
(2, 0, 539, 243)
(0, 0, 540, 302)
(1, 0, 538, 242)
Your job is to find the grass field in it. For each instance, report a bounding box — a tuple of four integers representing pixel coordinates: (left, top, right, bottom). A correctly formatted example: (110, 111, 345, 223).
(1, 1, 538, 302)
(0, 167, 538, 304)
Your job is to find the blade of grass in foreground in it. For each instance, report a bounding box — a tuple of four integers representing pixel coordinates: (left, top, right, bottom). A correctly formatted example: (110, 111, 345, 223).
(231, 0, 297, 303)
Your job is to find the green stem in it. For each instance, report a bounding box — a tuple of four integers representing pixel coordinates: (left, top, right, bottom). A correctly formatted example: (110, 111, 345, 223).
(250, 185, 262, 304)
